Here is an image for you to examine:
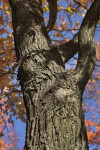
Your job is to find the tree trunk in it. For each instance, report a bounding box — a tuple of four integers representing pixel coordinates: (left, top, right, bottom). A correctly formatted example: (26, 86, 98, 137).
(23, 75, 89, 150)
(8, 0, 100, 149)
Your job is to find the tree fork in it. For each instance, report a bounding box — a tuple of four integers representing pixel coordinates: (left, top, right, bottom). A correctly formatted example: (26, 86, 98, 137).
(8, 0, 100, 149)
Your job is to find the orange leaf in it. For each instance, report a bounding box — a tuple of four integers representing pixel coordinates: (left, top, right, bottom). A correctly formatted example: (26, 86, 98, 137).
(54, 31, 62, 37)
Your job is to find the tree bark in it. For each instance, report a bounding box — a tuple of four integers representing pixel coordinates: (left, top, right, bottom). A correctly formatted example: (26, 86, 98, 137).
(8, 0, 100, 149)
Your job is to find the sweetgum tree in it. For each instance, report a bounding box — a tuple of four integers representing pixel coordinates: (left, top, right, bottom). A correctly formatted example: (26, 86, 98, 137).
(1, 0, 99, 149)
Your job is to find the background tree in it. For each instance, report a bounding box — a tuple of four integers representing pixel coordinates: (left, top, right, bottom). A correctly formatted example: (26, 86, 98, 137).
(0, 0, 100, 149)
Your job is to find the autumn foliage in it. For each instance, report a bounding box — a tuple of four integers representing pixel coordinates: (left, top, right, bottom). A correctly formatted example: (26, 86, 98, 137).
(0, 0, 100, 149)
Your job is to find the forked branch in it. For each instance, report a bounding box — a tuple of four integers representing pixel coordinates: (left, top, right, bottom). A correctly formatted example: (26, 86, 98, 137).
(74, 0, 100, 90)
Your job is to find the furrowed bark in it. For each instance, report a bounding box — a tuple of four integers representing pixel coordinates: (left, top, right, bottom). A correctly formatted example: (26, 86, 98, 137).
(8, 0, 100, 149)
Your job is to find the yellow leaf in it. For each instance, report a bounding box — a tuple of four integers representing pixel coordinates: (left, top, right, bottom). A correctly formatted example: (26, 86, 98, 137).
(89, 78, 95, 83)
(62, 21, 67, 26)
(63, 38, 69, 42)
(9, 82, 13, 86)
(44, 5, 49, 12)
(42, 0, 46, 5)
(97, 77, 100, 80)
(66, 6, 73, 13)
(61, 21, 67, 31)
(81, 13, 85, 17)
(0, 6, 2, 11)
(44, 18, 48, 22)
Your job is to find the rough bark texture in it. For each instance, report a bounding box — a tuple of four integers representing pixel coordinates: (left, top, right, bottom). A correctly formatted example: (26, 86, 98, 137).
(8, 0, 100, 149)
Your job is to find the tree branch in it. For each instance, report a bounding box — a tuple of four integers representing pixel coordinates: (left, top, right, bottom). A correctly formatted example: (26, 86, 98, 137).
(8, 0, 15, 8)
(73, 0, 87, 10)
(74, 0, 100, 91)
(53, 33, 79, 63)
(0, 63, 18, 77)
(47, 0, 57, 31)
(0, 89, 22, 106)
